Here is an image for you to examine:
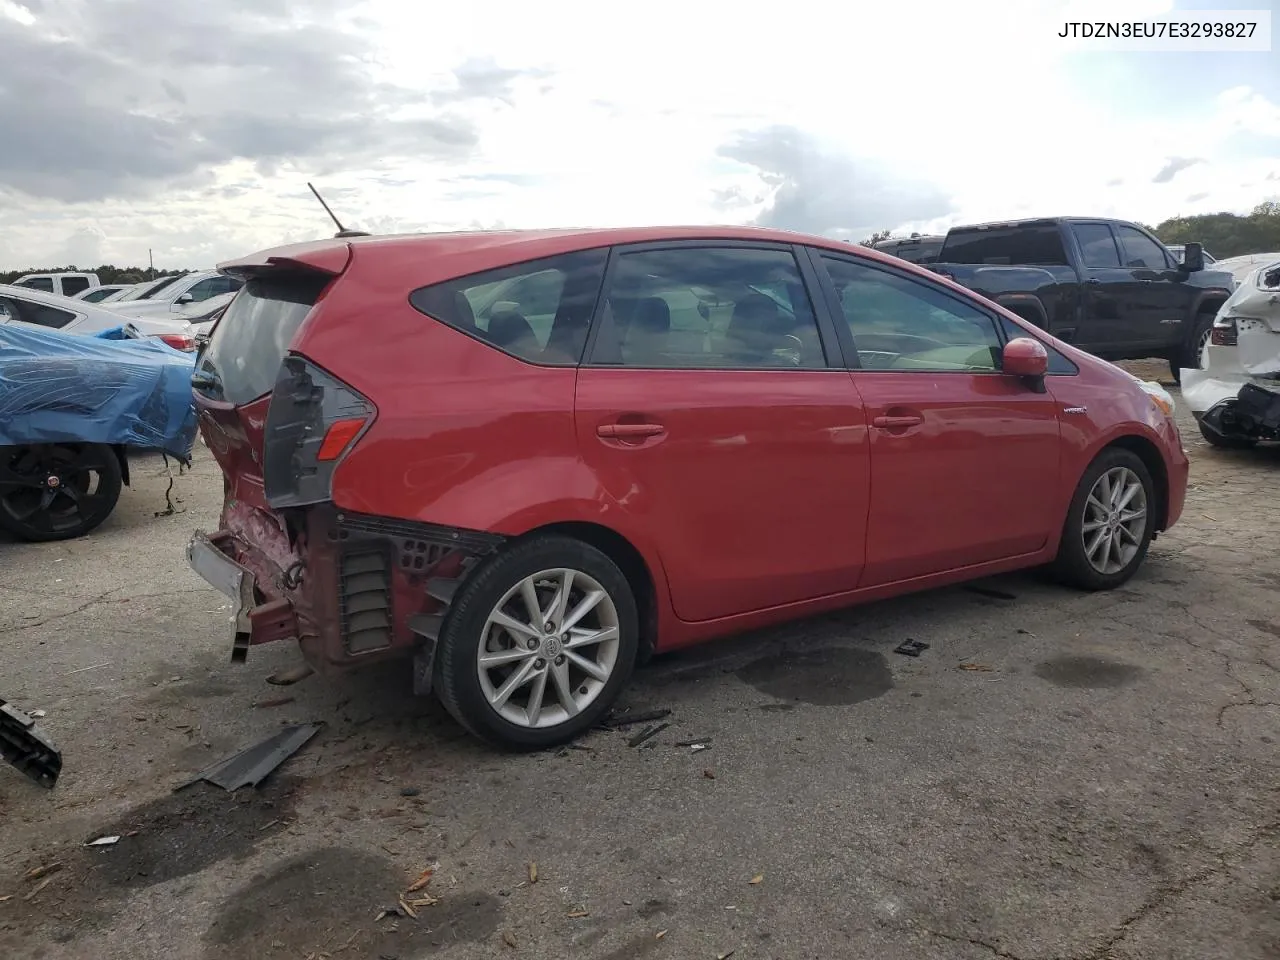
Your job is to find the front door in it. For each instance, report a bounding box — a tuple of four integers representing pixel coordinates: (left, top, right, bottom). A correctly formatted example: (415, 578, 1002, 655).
(575, 242, 870, 623)
(812, 250, 1061, 587)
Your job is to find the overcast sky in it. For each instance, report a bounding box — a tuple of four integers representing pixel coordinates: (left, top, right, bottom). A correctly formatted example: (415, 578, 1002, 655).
(0, 0, 1276, 270)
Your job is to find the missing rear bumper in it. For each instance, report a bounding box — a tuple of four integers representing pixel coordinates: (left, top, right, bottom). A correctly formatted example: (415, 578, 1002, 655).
(188, 529, 300, 662)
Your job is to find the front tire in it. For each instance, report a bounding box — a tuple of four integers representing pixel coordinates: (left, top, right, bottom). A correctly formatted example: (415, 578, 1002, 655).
(433, 535, 639, 749)
(0, 443, 123, 542)
(1052, 448, 1156, 591)
(1170, 311, 1215, 384)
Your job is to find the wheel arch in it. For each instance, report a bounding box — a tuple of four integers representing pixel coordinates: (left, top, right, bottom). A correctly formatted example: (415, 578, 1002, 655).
(110, 444, 130, 486)
(519, 520, 661, 665)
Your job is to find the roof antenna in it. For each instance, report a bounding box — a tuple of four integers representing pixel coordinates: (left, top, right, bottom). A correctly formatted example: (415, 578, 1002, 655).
(307, 181, 370, 238)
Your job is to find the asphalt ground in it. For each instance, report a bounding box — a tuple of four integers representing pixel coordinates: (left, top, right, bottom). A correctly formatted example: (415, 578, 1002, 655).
(2, 365, 1277, 960)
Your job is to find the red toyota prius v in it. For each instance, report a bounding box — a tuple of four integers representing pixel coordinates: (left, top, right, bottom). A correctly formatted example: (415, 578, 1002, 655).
(187, 225, 1189, 749)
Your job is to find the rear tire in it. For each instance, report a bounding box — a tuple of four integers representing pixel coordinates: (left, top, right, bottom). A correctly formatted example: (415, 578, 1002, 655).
(433, 535, 639, 750)
(0, 443, 123, 542)
(1052, 448, 1156, 591)
(1171, 311, 1215, 384)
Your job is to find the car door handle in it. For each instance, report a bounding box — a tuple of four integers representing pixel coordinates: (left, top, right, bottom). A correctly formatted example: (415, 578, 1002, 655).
(872, 415, 924, 429)
(597, 422, 666, 440)
(1085, 278, 1102, 285)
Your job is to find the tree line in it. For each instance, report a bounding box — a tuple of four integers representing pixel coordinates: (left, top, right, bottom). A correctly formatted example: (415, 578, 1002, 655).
(0, 265, 195, 286)
(861, 202, 1280, 258)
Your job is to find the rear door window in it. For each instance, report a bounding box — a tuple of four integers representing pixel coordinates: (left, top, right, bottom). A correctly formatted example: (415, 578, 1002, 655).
(587, 245, 827, 369)
(61, 276, 91, 296)
(409, 249, 608, 365)
(196, 275, 328, 404)
(939, 225, 1069, 266)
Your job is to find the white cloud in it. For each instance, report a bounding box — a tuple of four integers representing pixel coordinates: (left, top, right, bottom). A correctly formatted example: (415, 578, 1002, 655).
(0, 0, 1276, 268)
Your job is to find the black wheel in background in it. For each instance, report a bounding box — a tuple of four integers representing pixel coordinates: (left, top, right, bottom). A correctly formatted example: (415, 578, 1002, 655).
(0, 443, 123, 542)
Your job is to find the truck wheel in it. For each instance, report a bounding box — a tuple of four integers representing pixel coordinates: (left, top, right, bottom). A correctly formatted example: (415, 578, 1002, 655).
(1171, 311, 1216, 383)
(0, 443, 123, 542)
(1197, 420, 1256, 450)
(433, 535, 639, 750)
(1052, 448, 1156, 591)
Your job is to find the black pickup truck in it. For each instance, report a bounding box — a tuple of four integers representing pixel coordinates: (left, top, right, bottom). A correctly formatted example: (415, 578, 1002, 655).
(928, 217, 1235, 379)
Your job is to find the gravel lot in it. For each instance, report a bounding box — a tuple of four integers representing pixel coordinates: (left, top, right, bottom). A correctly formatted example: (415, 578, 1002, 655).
(2, 368, 1277, 960)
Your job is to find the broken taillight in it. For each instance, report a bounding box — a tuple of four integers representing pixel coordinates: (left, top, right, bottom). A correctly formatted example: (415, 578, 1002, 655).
(261, 355, 375, 509)
(1210, 316, 1238, 347)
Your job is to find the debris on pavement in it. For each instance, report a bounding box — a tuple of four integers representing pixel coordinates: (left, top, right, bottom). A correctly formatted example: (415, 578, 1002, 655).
(958, 663, 994, 672)
(406, 868, 435, 894)
(502, 931, 518, 948)
(567, 907, 590, 918)
(675, 738, 711, 747)
(527, 861, 538, 884)
(599, 707, 672, 729)
(397, 895, 418, 919)
(23, 877, 54, 901)
(84, 835, 121, 846)
(174, 722, 321, 792)
(0, 699, 62, 788)
(703, 769, 716, 779)
(399, 787, 421, 797)
(30, 709, 45, 719)
(22, 863, 62, 882)
(265, 664, 315, 686)
(893, 639, 929, 658)
(749, 874, 764, 885)
(717, 951, 736, 959)
(253, 696, 295, 709)
(627, 722, 670, 748)
(656, 929, 667, 939)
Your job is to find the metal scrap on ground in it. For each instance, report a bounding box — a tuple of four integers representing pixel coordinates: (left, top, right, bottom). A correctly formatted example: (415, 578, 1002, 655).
(174, 723, 321, 792)
(0, 699, 62, 788)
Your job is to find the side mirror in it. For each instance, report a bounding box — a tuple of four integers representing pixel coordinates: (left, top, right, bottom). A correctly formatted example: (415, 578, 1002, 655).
(1181, 242, 1205, 273)
(1003, 337, 1048, 392)
(175, 293, 194, 305)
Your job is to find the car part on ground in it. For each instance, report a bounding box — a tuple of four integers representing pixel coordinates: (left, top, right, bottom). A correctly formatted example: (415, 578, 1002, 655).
(175, 723, 321, 792)
(1181, 259, 1280, 447)
(187, 225, 1189, 749)
(0, 700, 61, 788)
(0, 324, 197, 540)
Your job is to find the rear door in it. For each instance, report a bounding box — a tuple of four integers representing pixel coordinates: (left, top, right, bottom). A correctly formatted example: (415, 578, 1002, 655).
(575, 241, 870, 623)
(810, 250, 1061, 587)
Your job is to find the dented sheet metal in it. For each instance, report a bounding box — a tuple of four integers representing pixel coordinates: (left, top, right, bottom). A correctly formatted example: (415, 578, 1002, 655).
(0, 324, 198, 459)
(1183, 260, 1280, 416)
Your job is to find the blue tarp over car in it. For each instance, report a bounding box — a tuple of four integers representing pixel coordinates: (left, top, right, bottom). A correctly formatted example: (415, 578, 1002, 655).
(0, 325, 197, 460)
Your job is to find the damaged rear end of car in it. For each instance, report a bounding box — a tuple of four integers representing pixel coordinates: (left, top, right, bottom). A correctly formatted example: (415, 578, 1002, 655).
(188, 240, 499, 680)
(1182, 260, 1280, 447)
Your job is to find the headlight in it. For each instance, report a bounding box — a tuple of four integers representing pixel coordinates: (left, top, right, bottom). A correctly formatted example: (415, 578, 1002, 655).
(1135, 379, 1175, 417)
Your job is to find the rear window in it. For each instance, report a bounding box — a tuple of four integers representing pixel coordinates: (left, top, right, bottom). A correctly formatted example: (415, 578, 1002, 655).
(409, 249, 608, 365)
(939, 225, 1069, 266)
(195, 276, 326, 404)
(876, 239, 944, 264)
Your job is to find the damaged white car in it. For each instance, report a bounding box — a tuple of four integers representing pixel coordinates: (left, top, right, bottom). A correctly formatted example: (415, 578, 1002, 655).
(1181, 258, 1280, 448)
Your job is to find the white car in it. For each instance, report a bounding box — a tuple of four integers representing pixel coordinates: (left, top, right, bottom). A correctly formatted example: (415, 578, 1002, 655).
(180, 290, 238, 339)
(1180, 258, 1280, 448)
(1212, 252, 1280, 287)
(0, 283, 196, 351)
(108, 270, 243, 319)
(12, 271, 101, 298)
(73, 283, 135, 304)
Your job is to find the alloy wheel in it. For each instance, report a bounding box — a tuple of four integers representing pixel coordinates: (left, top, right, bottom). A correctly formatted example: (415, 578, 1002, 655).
(475, 568, 620, 729)
(1080, 466, 1148, 575)
(0, 445, 119, 540)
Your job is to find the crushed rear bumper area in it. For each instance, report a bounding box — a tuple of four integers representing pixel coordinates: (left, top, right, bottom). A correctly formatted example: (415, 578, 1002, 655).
(187, 505, 503, 675)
